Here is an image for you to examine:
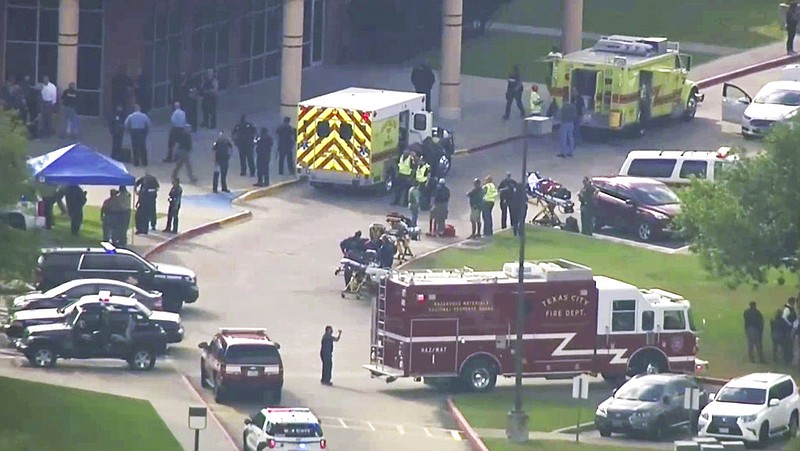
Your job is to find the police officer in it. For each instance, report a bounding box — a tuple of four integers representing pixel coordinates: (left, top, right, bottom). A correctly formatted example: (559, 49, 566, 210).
(276, 117, 295, 175)
(212, 131, 233, 193)
(320, 326, 341, 386)
(63, 184, 87, 236)
(578, 177, 596, 236)
(482, 176, 498, 236)
(163, 178, 182, 234)
(339, 231, 367, 287)
(113, 186, 131, 245)
(134, 172, 159, 234)
(232, 114, 257, 177)
(513, 182, 528, 237)
(497, 172, 517, 230)
(254, 127, 273, 187)
(392, 150, 414, 206)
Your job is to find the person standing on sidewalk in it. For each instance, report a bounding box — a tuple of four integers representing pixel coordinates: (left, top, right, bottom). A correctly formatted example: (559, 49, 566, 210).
(513, 182, 528, 236)
(787, 2, 799, 55)
(101, 189, 118, 242)
(113, 186, 131, 246)
(497, 172, 517, 230)
(109, 105, 126, 161)
(135, 172, 159, 231)
(578, 177, 596, 236)
(481, 175, 498, 236)
(467, 178, 483, 239)
(502, 65, 525, 120)
(744, 301, 766, 363)
(320, 326, 341, 386)
(172, 125, 198, 183)
(212, 131, 233, 193)
(60, 82, 79, 138)
(528, 84, 543, 116)
(431, 178, 450, 236)
(63, 185, 87, 236)
(200, 69, 218, 129)
(254, 127, 273, 187)
(276, 117, 296, 175)
(771, 309, 788, 363)
(557, 97, 578, 158)
(232, 114, 257, 177)
(125, 104, 151, 167)
(165, 101, 186, 163)
(408, 183, 421, 228)
(782, 298, 797, 365)
(163, 178, 182, 234)
(411, 61, 435, 112)
(40, 76, 57, 138)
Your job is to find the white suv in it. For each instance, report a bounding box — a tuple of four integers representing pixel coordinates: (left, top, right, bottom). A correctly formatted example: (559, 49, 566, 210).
(698, 373, 799, 446)
(243, 407, 326, 450)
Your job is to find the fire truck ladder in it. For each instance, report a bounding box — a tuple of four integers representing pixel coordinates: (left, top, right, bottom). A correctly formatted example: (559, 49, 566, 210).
(373, 281, 388, 370)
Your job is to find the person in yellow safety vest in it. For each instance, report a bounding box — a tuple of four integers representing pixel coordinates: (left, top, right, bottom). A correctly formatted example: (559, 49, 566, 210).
(415, 160, 430, 185)
(393, 150, 414, 206)
(528, 85, 543, 116)
(482, 175, 498, 236)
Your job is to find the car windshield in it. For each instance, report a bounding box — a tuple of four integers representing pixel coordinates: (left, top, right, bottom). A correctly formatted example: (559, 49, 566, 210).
(43, 284, 71, 297)
(225, 345, 281, 365)
(57, 299, 82, 314)
(615, 381, 665, 402)
(715, 387, 766, 405)
(266, 423, 323, 438)
(754, 89, 800, 106)
(687, 308, 698, 331)
(632, 184, 680, 206)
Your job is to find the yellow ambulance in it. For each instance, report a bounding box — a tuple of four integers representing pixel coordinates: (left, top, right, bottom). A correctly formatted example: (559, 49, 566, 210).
(296, 87, 453, 189)
(546, 35, 705, 135)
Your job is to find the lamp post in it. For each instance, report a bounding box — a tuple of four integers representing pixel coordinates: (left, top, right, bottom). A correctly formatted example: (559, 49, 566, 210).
(506, 115, 553, 444)
(188, 407, 208, 451)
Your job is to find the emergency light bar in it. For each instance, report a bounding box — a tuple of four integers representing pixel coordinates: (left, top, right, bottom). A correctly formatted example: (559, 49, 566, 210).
(100, 242, 117, 253)
(266, 408, 311, 413)
(716, 146, 731, 158)
(98, 290, 112, 302)
(219, 328, 269, 335)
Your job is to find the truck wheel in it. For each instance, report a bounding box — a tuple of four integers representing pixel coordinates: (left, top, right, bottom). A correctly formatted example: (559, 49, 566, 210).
(460, 358, 497, 393)
(787, 411, 798, 438)
(627, 351, 667, 376)
(598, 426, 612, 437)
(635, 221, 653, 242)
(758, 421, 769, 447)
(682, 91, 698, 121)
(128, 348, 156, 371)
(31, 346, 57, 368)
(214, 376, 226, 403)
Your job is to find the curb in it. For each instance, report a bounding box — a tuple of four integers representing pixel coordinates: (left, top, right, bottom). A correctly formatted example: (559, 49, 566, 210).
(447, 397, 490, 451)
(178, 373, 240, 451)
(231, 178, 301, 205)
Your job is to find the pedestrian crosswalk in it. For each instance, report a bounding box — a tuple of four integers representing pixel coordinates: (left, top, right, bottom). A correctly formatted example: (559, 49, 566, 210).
(316, 416, 464, 441)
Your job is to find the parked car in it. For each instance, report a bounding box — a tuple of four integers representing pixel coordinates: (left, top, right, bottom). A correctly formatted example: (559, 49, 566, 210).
(199, 328, 284, 403)
(5, 293, 183, 343)
(10, 278, 163, 313)
(595, 373, 707, 440)
(698, 372, 800, 446)
(618, 147, 739, 187)
(590, 176, 682, 242)
(15, 298, 169, 370)
(243, 408, 326, 451)
(721, 80, 800, 138)
(35, 242, 198, 312)
(0, 196, 45, 231)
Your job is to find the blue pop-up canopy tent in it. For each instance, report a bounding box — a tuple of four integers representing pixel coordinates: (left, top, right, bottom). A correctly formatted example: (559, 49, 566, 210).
(27, 143, 135, 186)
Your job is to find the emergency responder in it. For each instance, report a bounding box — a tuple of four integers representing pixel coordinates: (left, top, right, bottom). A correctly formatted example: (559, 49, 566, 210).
(378, 235, 396, 269)
(497, 172, 517, 230)
(37, 181, 58, 230)
(431, 178, 450, 236)
(320, 326, 341, 386)
(212, 131, 233, 193)
(482, 176, 498, 236)
(578, 177, 596, 236)
(163, 178, 182, 234)
(254, 127, 273, 187)
(744, 301, 765, 363)
(392, 150, 414, 206)
(415, 157, 431, 191)
(408, 183, 421, 227)
(62, 185, 86, 236)
(276, 116, 295, 175)
(467, 178, 483, 239)
(339, 231, 366, 287)
(232, 114, 257, 177)
(528, 85, 543, 116)
(513, 182, 528, 236)
(503, 65, 525, 120)
(134, 172, 159, 231)
(112, 186, 131, 246)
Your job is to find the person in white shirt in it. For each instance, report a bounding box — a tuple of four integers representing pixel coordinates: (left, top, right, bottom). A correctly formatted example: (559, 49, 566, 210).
(40, 76, 57, 138)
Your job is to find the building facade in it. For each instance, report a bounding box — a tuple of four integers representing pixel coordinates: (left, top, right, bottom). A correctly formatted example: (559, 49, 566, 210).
(0, 0, 342, 116)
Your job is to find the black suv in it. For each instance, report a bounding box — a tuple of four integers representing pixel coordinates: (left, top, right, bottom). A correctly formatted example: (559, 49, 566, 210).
(36, 242, 198, 312)
(15, 301, 169, 370)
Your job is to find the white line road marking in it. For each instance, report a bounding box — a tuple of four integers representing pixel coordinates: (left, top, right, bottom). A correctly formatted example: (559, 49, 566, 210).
(366, 421, 376, 431)
(423, 427, 433, 437)
(396, 425, 405, 434)
(450, 430, 461, 441)
(338, 418, 348, 428)
(317, 416, 462, 440)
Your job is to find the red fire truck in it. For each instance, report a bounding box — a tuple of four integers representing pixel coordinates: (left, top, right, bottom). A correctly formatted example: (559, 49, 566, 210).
(363, 259, 703, 392)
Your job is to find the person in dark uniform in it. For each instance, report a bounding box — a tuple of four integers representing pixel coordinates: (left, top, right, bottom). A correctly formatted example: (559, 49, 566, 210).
(200, 69, 218, 129)
(782, 298, 797, 365)
(276, 117, 296, 175)
(411, 62, 436, 112)
(212, 131, 233, 193)
(254, 127, 273, 187)
(109, 105, 126, 161)
(513, 182, 528, 237)
(578, 177, 596, 236)
(787, 2, 799, 55)
(163, 178, 182, 234)
(339, 231, 366, 287)
(497, 172, 517, 230)
(232, 114, 258, 177)
(771, 309, 788, 363)
(320, 326, 341, 386)
(377, 235, 396, 269)
(63, 185, 87, 236)
(134, 172, 159, 233)
(502, 65, 525, 120)
(744, 301, 765, 363)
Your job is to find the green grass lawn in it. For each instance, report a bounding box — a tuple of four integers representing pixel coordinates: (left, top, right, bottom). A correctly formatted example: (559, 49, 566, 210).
(405, 227, 796, 379)
(0, 376, 181, 450)
(493, 0, 783, 49)
(455, 386, 602, 432)
(483, 438, 645, 451)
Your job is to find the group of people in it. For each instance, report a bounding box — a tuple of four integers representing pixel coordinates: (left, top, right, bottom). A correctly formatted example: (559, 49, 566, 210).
(37, 183, 88, 236)
(2, 74, 78, 140)
(100, 187, 132, 246)
(743, 297, 800, 366)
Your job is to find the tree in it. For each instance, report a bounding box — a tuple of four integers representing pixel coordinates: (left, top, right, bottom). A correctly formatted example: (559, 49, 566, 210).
(675, 122, 799, 288)
(0, 110, 40, 282)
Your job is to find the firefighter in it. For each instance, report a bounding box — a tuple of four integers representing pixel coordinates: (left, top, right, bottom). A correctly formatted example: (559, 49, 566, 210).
(392, 150, 414, 206)
(578, 177, 596, 236)
(482, 176, 498, 236)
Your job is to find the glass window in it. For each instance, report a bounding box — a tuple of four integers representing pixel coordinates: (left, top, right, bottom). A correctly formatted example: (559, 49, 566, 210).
(266, 8, 281, 52)
(253, 12, 266, 55)
(312, 0, 324, 63)
(65, 284, 99, 298)
(266, 423, 323, 438)
(252, 56, 264, 83)
(627, 159, 677, 179)
(716, 387, 766, 405)
(413, 113, 428, 131)
(77, 91, 100, 116)
(37, 43, 58, 82)
(78, 11, 103, 46)
(678, 160, 708, 179)
(5, 43, 36, 82)
(641, 311, 654, 331)
(663, 310, 686, 330)
(776, 380, 794, 399)
(631, 184, 680, 206)
(317, 121, 331, 138)
(240, 16, 252, 56)
(239, 60, 251, 86)
(339, 123, 353, 141)
(611, 300, 636, 332)
(80, 0, 104, 10)
(77, 46, 102, 89)
(38, 9, 59, 43)
(113, 255, 146, 272)
(217, 23, 229, 65)
(252, 413, 266, 429)
(224, 345, 281, 364)
(7, 8, 37, 41)
(79, 254, 113, 270)
(264, 52, 280, 78)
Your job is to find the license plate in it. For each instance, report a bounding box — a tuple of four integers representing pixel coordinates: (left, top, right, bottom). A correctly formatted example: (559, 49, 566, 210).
(264, 366, 279, 374)
(247, 370, 258, 377)
(719, 427, 729, 433)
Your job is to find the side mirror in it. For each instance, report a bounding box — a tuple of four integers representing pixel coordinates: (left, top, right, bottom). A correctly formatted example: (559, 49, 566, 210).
(708, 393, 716, 401)
(737, 97, 750, 105)
(244, 418, 252, 425)
(274, 343, 281, 350)
(662, 395, 672, 404)
(769, 398, 780, 407)
(198, 342, 208, 350)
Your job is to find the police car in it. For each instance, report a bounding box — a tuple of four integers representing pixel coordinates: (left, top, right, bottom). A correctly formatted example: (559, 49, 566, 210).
(243, 408, 326, 451)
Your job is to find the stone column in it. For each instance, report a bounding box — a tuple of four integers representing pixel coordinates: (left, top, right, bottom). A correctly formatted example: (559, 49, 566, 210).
(561, 0, 584, 55)
(280, 0, 304, 124)
(58, 0, 80, 88)
(438, 0, 463, 120)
